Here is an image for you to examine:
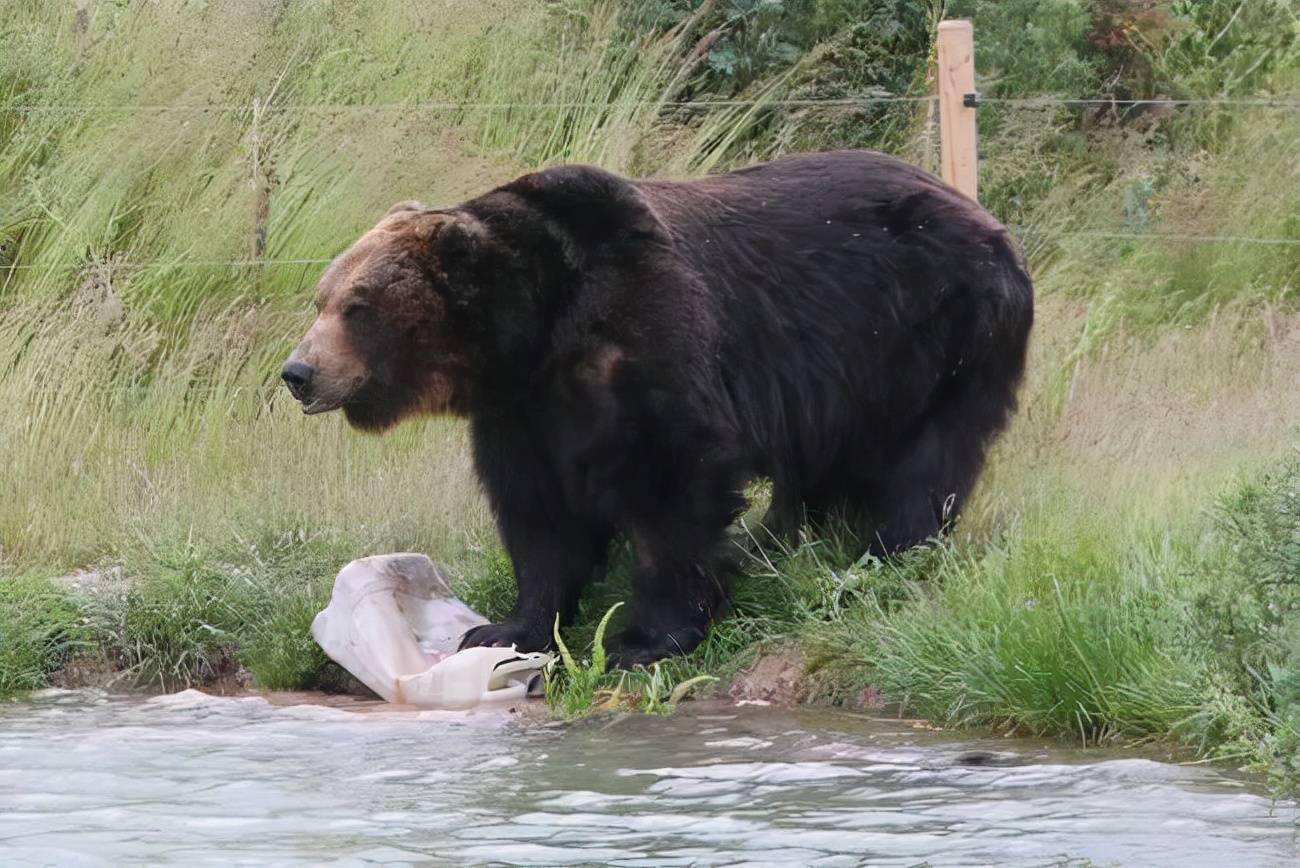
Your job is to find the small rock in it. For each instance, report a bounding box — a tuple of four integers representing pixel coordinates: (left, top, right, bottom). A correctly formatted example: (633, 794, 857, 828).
(50, 650, 125, 691)
(857, 685, 887, 710)
(728, 646, 807, 706)
(51, 566, 131, 597)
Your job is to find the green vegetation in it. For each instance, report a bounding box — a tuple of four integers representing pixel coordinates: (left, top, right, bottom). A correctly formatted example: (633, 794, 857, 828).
(1, 0, 1298, 795)
(0, 572, 89, 693)
(836, 459, 1300, 792)
(546, 602, 718, 717)
(101, 537, 347, 690)
(546, 603, 625, 718)
(13, 536, 352, 692)
(541, 458, 1300, 788)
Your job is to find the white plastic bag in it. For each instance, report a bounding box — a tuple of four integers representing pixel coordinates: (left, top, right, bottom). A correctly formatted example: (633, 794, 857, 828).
(310, 553, 550, 709)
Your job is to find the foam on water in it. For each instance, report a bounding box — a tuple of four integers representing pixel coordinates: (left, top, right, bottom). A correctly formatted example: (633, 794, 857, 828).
(0, 690, 1295, 866)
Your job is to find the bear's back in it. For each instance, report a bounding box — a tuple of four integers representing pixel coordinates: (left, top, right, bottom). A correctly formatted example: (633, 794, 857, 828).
(630, 150, 1031, 467)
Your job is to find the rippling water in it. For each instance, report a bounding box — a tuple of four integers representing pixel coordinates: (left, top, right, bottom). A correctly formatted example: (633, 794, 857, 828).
(0, 690, 1295, 866)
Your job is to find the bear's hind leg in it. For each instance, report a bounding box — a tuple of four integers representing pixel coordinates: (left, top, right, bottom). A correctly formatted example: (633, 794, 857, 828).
(862, 422, 956, 554)
(860, 370, 1017, 554)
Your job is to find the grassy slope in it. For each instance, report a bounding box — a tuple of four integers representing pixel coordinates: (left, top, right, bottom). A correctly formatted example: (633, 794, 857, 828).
(1, 0, 1298, 787)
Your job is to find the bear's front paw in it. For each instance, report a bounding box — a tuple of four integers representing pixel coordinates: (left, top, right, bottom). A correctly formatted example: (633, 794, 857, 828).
(604, 624, 708, 669)
(459, 620, 550, 653)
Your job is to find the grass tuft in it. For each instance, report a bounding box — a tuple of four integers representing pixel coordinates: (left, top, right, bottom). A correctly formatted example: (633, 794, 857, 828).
(86, 535, 351, 692)
(546, 602, 622, 718)
(0, 574, 88, 694)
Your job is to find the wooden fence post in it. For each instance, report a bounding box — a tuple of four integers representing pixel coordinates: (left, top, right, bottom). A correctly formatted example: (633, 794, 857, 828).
(248, 98, 272, 260)
(72, 0, 90, 61)
(936, 20, 977, 201)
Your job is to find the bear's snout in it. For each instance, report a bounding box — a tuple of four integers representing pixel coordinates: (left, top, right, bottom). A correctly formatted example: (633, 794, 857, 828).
(280, 360, 315, 401)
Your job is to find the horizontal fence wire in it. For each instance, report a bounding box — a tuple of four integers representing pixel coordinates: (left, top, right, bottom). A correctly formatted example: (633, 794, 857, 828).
(974, 96, 1300, 109)
(3, 230, 1298, 274)
(7, 97, 939, 112)
(1, 259, 331, 271)
(2, 229, 1300, 271)
(1, 93, 1295, 275)
(5, 96, 1300, 113)
(1021, 231, 1300, 246)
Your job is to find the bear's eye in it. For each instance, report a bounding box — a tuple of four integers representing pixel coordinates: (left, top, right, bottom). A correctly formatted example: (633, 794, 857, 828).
(342, 301, 371, 319)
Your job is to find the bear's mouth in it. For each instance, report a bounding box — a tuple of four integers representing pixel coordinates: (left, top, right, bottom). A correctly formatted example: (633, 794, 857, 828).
(301, 397, 343, 415)
(297, 374, 368, 416)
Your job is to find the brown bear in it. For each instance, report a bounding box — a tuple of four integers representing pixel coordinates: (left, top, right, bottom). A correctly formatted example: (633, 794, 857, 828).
(282, 150, 1033, 666)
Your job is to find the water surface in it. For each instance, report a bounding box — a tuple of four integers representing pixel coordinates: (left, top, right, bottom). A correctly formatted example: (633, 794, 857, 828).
(0, 690, 1294, 866)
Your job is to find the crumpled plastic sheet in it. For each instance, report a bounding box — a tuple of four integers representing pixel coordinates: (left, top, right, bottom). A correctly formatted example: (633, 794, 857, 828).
(311, 553, 551, 709)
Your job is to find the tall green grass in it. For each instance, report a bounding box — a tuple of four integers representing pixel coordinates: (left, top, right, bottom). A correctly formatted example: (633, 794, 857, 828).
(806, 459, 1300, 787)
(821, 526, 1212, 744)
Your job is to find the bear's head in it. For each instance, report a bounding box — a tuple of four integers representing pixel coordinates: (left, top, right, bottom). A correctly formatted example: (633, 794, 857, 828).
(280, 202, 486, 432)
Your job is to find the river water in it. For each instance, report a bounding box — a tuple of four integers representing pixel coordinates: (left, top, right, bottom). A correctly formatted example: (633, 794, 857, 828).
(0, 689, 1295, 866)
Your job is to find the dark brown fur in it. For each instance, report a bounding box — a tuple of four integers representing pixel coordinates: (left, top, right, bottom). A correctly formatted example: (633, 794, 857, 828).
(283, 150, 1034, 666)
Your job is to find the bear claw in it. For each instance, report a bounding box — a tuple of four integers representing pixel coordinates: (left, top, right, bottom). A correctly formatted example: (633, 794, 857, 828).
(603, 625, 707, 670)
(459, 620, 550, 653)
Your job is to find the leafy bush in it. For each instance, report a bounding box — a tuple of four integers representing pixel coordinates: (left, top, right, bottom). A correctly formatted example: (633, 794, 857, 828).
(1208, 458, 1300, 656)
(622, 1, 931, 95)
(615, 0, 935, 161)
(947, 0, 1099, 97)
(1201, 459, 1300, 787)
(945, 0, 1297, 104)
(1148, 0, 1298, 99)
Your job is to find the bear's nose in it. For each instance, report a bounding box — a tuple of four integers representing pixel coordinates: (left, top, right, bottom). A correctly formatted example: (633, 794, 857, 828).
(281, 360, 315, 398)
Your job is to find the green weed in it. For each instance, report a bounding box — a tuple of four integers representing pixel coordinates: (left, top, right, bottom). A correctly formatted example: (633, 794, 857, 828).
(236, 584, 338, 692)
(110, 553, 250, 689)
(791, 458, 1300, 793)
(545, 601, 719, 716)
(454, 541, 519, 624)
(546, 601, 624, 718)
(825, 533, 1208, 743)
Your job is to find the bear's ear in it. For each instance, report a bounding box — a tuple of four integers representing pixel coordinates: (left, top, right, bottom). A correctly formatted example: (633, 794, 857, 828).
(429, 213, 491, 306)
(385, 200, 429, 217)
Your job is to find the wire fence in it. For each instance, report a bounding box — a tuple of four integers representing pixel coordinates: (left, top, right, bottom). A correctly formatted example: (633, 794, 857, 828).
(5, 95, 1300, 113)
(2, 93, 1294, 397)
(2, 232, 1299, 274)
(1021, 231, 1300, 247)
(970, 96, 1300, 109)
(2, 91, 1297, 276)
(3, 229, 1299, 274)
(9, 98, 938, 112)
